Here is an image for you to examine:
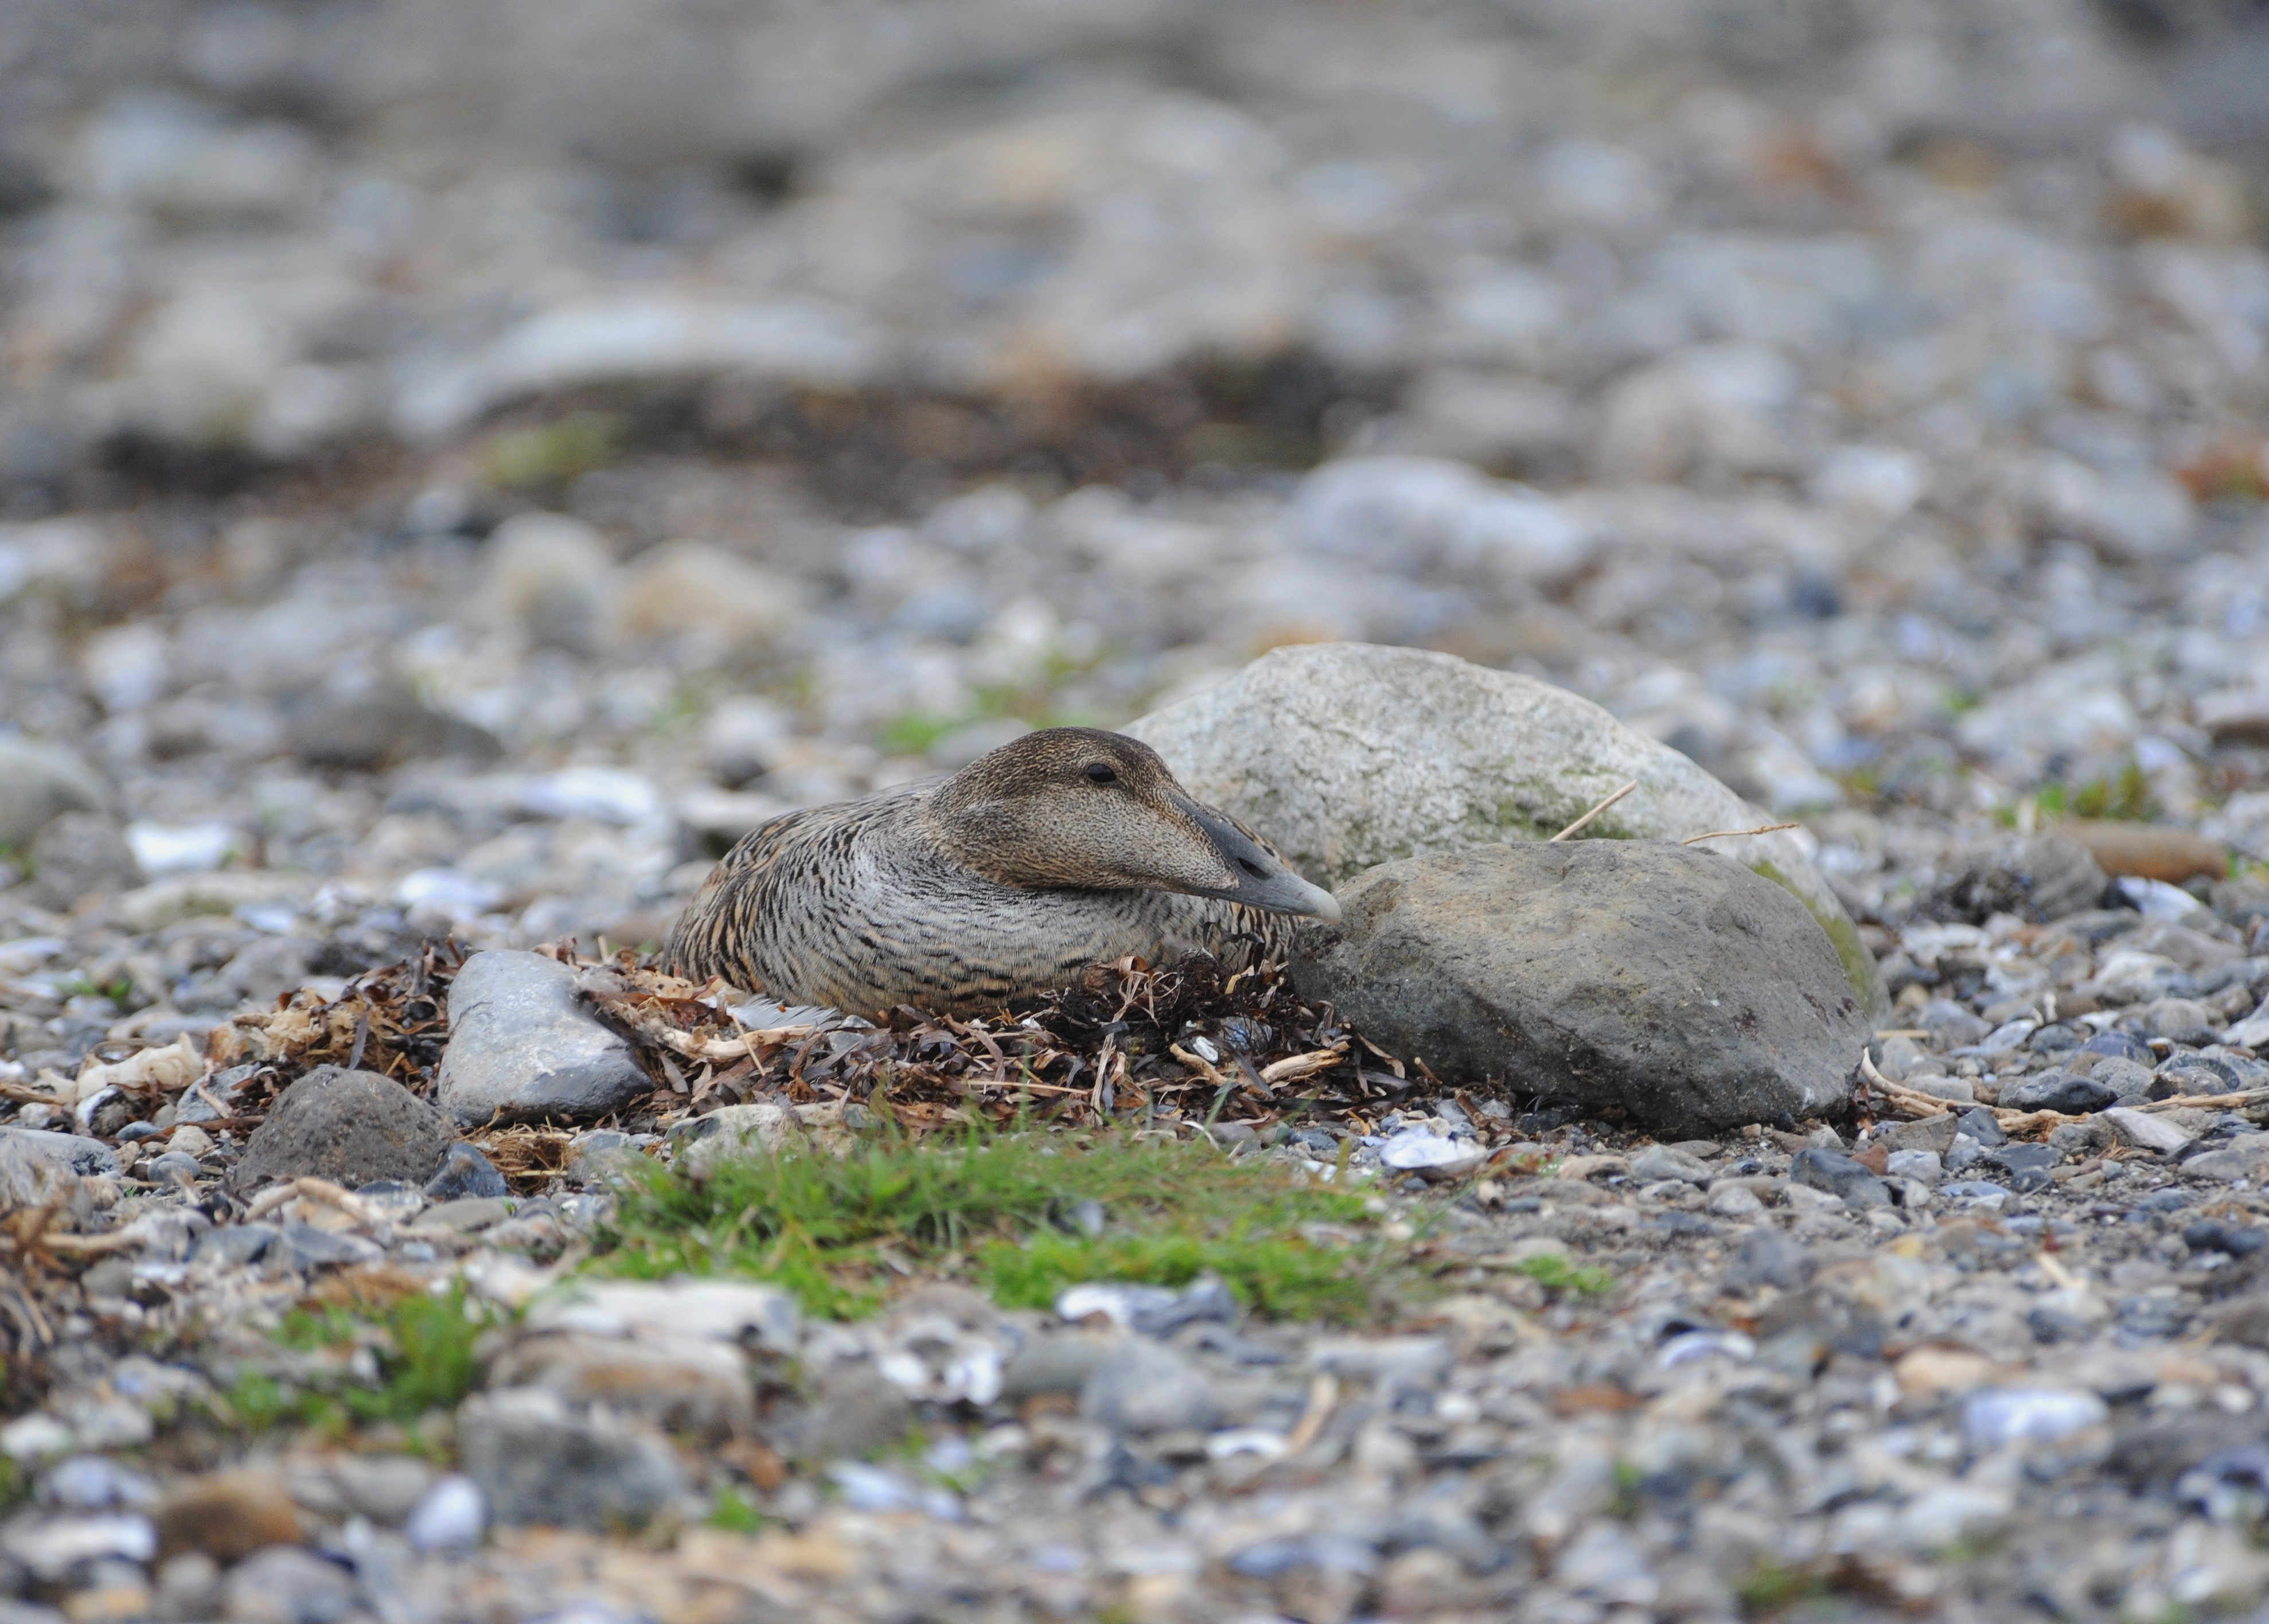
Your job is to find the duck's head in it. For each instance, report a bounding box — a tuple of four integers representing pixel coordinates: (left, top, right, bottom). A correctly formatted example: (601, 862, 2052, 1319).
(923, 727, 1342, 923)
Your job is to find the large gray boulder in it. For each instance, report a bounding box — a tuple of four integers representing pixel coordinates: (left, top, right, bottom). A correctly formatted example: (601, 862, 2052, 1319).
(1127, 642, 1883, 1016)
(437, 951, 651, 1125)
(1289, 842, 1869, 1133)
(0, 736, 106, 848)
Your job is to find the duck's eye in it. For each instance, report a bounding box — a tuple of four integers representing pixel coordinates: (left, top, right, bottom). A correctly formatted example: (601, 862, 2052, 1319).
(1083, 762, 1118, 785)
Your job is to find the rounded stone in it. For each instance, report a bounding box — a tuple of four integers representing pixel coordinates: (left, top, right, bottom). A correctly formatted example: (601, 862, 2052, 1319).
(1126, 641, 1883, 1014)
(1289, 841, 1869, 1133)
(231, 1066, 451, 1193)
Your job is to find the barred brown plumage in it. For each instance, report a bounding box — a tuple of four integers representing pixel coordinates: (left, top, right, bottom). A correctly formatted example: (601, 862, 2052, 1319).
(665, 727, 1341, 1017)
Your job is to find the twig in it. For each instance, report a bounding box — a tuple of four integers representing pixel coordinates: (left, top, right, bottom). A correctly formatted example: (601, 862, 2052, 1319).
(1284, 1372, 1339, 1455)
(1550, 780, 1638, 842)
(2138, 1087, 2269, 1113)
(1171, 1044, 1230, 1089)
(244, 1176, 389, 1228)
(1681, 822, 1801, 845)
(1259, 1045, 1348, 1086)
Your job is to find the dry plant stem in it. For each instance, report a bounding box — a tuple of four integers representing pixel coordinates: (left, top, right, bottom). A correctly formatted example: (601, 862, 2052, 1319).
(1681, 822, 1802, 845)
(1284, 1372, 1340, 1454)
(245, 1175, 389, 1228)
(1171, 1044, 1231, 1089)
(1259, 1045, 1348, 1086)
(1549, 780, 1638, 842)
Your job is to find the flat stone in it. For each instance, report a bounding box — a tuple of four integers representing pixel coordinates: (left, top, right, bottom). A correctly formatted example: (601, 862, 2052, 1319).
(219, 1544, 356, 1624)
(1126, 642, 1883, 1013)
(2180, 1136, 2269, 1182)
(2102, 1106, 2194, 1154)
(231, 1067, 450, 1193)
(0, 737, 106, 848)
(1790, 1147, 1891, 1208)
(1629, 1145, 1712, 1184)
(1291, 842, 1868, 1133)
(1873, 1114, 1959, 1154)
(1079, 1338, 1222, 1435)
(1998, 1072, 2116, 1114)
(436, 951, 652, 1125)
(455, 1387, 685, 1530)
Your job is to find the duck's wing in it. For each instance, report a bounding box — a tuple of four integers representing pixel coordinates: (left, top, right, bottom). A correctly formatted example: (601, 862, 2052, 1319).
(662, 788, 920, 994)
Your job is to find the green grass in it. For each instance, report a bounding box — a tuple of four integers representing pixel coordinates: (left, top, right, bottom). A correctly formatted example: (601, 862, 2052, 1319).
(237, 1285, 497, 1435)
(594, 1127, 1391, 1322)
(706, 1485, 766, 1533)
(1512, 1254, 1615, 1297)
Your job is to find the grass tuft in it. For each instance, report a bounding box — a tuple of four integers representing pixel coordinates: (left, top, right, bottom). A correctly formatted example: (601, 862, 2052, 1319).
(242, 1284, 497, 1435)
(594, 1127, 1389, 1322)
(1513, 1254, 1615, 1297)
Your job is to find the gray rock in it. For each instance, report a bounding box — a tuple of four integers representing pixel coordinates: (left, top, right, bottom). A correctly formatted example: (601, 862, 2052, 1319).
(1927, 833, 2108, 924)
(1790, 1147, 1891, 1208)
(1079, 1338, 1222, 1435)
(1998, 1073, 2116, 1114)
(455, 1387, 684, 1529)
(220, 936, 313, 1006)
(2103, 1106, 2193, 1153)
(193, 1224, 277, 1266)
(1126, 642, 1883, 1014)
(286, 684, 501, 771)
(1000, 1334, 1120, 1400)
(1289, 842, 1867, 1133)
(1873, 1114, 1959, 1155)
(268, 1224, 385, 1271)
(1629, 1144, 1712, 1184)
(220, 1545, 356, 1624)
(25, 814, 142, 911)
(2180, 1137, 2269, 1182)
(788, 1362, 916, 1460)
(1920, 1001, 1990, 1051)
(436, 951, 651, 1125)
(231, 1067, 451, 1192)
(0, 1128, 118, 1203)
(0, 737, 106, 848)
(423, 1142, 508, 1201)
(1886, 1149, 1943, 1184)
(1724, 1227, 1812, 1293)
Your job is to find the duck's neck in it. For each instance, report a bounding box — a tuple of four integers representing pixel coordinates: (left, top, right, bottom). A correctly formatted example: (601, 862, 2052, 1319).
(919, 776, 1089, 891)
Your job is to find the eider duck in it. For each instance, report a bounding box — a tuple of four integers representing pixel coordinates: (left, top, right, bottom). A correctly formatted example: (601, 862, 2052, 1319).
(666, 727, 1340, 1016)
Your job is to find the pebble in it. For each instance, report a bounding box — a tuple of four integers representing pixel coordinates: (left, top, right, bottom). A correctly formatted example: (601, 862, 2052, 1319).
(0, 737, 106, 849)
(1789, 1147, 1891, 1209)
(1999, 1073, 2117, 1114)
(1078, 1339, 1222, 1435)
(423, 1142, 509, 1201)
(435, 952, 652, 1125)
(232, 1066, 451, 1192)
(455, 1387, 685, 1531)
(1962, 1388, 2109, 1449)
(403, 1475, 486, 1553)
(220, 1545, 357, 1624)
(1297, 841, 1869, 1132)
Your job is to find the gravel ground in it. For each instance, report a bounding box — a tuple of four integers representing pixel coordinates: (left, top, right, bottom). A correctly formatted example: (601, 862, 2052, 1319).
(6, 0, 2269, 1619)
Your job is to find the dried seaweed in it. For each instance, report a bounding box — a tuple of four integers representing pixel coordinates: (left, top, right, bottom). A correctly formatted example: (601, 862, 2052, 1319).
(225, 940, 463, 1100)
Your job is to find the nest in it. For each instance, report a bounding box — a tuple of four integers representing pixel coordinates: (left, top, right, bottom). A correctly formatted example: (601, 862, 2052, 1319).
(217, 939, 1434, 1140)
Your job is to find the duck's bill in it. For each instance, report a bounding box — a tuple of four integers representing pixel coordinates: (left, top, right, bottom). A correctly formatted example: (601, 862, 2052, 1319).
(1185, 804, 1344, 923)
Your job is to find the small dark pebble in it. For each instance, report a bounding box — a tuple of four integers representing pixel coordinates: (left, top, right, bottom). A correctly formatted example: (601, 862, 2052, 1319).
(1789, 1147, 1890, 1208)
(2029, 1305, 2095, 1342)
(2139, 1187, 2194, 1213)
(2183, 1220, 2269, 1257)
(1724, 1226, 1814, 1293)
(2028, 1024, 2083, 1054)
(1958, 1106, 2007, 1146)
(424, 1142, 509, 1201)
(115, 1122, 163, 1145)
(1998, 1073, 2116, 1114)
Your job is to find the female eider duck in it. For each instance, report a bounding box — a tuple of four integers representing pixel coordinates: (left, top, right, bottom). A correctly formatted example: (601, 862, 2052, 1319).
(666, 727, 1340, 1016)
